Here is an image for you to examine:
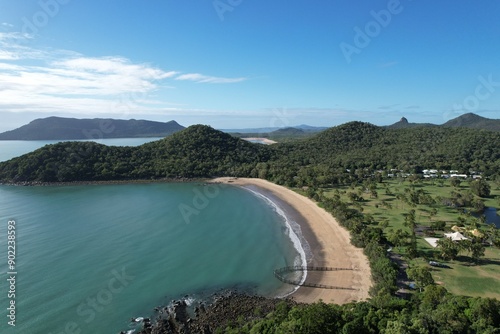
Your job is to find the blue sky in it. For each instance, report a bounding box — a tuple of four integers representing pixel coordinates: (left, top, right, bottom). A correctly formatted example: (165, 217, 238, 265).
(0, 0, 499, 132)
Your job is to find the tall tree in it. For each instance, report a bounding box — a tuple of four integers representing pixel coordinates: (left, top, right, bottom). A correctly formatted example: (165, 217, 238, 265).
(436, 237, 460, 260)
(470, 179, 491, 198)
(407, 266, 434, 292)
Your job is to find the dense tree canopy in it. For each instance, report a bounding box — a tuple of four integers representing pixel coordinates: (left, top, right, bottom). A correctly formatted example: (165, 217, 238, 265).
(1, 122, 499, 184)
(220, 288, 500, 334)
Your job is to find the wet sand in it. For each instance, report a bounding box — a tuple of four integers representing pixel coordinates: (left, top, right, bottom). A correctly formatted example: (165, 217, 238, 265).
(211, 177, 372, 304)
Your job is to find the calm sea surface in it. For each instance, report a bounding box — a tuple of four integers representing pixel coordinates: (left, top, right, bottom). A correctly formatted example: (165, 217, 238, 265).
(0, 140, 304, 333)
(0, 138, 162, 162)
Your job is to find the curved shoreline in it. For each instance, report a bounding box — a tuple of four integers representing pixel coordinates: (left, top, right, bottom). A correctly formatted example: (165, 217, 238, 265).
(211, 177, 372, 304)
(2, 176, 373, 304)
(241, 186, 309, 296)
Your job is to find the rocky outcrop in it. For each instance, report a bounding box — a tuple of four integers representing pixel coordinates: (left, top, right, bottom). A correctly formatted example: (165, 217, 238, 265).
(134, 292, 298, 334)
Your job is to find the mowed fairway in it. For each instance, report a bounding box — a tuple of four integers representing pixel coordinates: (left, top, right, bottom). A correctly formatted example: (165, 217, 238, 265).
(414, 248, 500, 299)
(321, 178, 500, 298)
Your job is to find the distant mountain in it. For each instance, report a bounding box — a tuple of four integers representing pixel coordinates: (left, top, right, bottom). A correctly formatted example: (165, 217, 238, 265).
(294, 124, 328, 131)
(386, 117, 436, 129)
(229, 126, 323, 141)
(0, 117, 185, 140)
(222, 125, 326, 134)
(270, 127, 305, 136)
(386, 113, 500, 131)
(221, 127, 280, 134)
(442, 113, 500, 131)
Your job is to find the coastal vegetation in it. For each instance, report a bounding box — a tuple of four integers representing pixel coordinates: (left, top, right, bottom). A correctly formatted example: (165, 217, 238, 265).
(316, 178, 500, 298)
(218, 289, 500, 333)
(1, 122, 499, 183)
(1, 121, 499, 333)
(0, 125, 271, 182)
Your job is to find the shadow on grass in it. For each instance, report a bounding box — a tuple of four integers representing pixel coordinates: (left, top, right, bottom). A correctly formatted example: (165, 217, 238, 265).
(480, 258, 500, 266)
(419, 247, 437, 260)
(430, 265, 452, 270)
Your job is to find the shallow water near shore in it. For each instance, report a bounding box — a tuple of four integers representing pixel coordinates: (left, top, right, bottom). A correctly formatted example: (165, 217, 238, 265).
(0, 183, 304, 333)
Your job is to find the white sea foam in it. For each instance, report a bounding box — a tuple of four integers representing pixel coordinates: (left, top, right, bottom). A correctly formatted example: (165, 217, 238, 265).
(184, 296, 196, 306)
(243, 187, 309, 295)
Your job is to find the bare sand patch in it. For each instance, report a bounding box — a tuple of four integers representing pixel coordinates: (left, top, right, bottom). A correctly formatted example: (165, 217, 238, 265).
(241, 137, 278, 144)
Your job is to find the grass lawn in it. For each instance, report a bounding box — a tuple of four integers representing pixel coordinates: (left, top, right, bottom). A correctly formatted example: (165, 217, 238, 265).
(412, 248, 500, 299)
(321, 178, 500, 298)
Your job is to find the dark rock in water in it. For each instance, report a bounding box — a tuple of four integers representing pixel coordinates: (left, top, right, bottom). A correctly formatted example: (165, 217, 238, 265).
(173, 301, 189, 323)
(135, 292, 298, 334)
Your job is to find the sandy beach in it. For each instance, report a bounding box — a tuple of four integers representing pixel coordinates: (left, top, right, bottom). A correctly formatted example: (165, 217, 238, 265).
(241, 137, 278, 144)
(211, 177, 372, 304)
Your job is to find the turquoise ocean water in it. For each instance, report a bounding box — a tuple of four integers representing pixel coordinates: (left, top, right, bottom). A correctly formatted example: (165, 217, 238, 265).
(0, 183, 304, 333)
(0, 139, 305, 333)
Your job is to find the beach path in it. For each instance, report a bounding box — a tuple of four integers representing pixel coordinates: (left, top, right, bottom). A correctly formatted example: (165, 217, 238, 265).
(211, 177, 372, 304)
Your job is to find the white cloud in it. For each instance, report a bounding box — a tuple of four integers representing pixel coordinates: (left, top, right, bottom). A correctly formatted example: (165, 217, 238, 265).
(1, 23, 14, 28)
(0, 58, 174, 96)
(55, 57, 177, 79)
(0, 50, 18, 60)
(0, 32, 31, 42)
(175, 73, 247, 84)
(0, 35, 247, 116)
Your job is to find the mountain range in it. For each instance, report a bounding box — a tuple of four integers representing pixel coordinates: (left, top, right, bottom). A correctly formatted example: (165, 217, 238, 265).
(0, 117, 185, 140)
(387, 113, 500, 131)
(221, 124, 328, 134)
(0, 113, 498, 141)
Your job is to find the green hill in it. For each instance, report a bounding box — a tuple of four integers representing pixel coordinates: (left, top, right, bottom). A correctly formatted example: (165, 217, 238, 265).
(443, 112, 500, 131)
(311, 122, 500, 169)
(0, 125, 270, 182)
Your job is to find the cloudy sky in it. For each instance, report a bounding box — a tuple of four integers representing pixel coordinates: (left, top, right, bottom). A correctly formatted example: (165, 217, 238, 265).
(0, 0, 499, 132)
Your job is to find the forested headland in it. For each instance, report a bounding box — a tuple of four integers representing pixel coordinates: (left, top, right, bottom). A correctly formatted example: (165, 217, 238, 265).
(0, 122, 499, 184)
